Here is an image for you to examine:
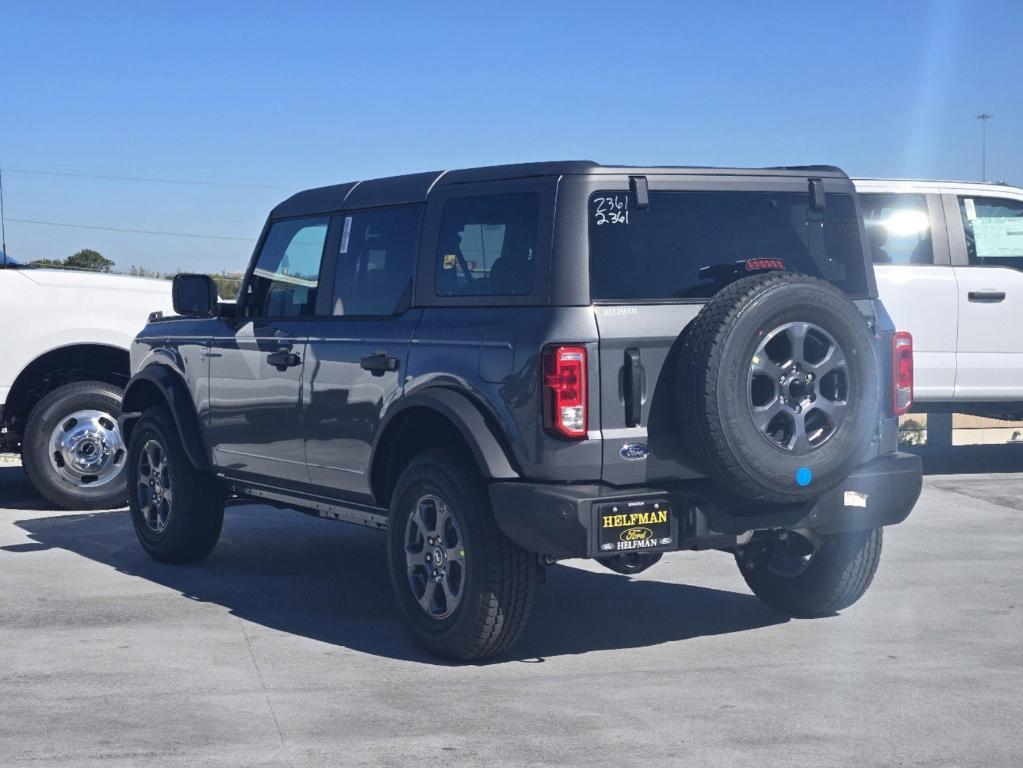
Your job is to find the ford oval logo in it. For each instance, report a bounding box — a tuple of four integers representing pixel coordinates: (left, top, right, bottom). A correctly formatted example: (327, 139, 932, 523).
(619, 443, 651, 460)
(620, 526, 653, 542)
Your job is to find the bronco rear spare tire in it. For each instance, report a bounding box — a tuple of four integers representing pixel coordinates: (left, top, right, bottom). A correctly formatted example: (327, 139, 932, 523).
(678, 272, 880, 503)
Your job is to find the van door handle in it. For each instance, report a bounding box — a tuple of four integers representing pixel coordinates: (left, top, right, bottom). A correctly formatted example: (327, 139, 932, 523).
(624, 348, 642, 427)
(266, 349, 301, 370)
(968, 291, 1006, 303)
(360, 352, 400, 376)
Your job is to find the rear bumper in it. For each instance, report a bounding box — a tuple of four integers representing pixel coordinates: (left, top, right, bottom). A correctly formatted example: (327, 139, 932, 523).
(490, 452, 922, 558)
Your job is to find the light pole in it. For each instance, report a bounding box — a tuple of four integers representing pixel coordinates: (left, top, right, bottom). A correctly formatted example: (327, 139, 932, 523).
(0, 166, 7, 266)
(976, 113, 993, 182)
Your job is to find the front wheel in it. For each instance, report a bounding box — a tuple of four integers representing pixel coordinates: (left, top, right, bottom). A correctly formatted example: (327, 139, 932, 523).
(21, 381, 128, 510)
(736, 527, 883, 617)
(387, 449, 536, 661)
(126, 407, 225, 563)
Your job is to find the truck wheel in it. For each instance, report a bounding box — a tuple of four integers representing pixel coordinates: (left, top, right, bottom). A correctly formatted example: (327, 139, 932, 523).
(21, 381, 128, 510)
(736, 527, 882, 617)
(126, 407, 224, 563)
(387, 449, 536, 661)
(678, 272, 880, 503)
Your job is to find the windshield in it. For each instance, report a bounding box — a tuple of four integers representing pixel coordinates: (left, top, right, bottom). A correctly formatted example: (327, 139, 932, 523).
(589, 190, 868, 301)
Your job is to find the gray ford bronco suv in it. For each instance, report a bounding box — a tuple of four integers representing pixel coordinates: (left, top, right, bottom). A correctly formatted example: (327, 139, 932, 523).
(119, 161, 922, 661)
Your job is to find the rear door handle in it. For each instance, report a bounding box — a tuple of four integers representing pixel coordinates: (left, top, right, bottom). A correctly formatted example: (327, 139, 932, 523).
(266, 349, 301, 370)
(360, 352, 400, 376)
(968, 291, 1006, 303)
(623, 348, 642, 427)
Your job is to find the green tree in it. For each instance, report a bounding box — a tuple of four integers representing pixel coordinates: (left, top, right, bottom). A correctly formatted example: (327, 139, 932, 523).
(210, 272, 242, 300)
(128, 265, 165, 278)
(28, 258, 67, 268)
(65, 249, 114, 272)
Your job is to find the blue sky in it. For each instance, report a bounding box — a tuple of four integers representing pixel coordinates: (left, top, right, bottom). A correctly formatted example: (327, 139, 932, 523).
(1, 0, 1020, 272)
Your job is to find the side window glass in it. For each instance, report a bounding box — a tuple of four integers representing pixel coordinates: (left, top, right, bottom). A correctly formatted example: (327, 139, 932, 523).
(333, 206, 421, 316)
(248, 217, 329, 317)
(960, 196, 1023, 269)
(435, 193, 539, 296)
(858, 193, 933, 265)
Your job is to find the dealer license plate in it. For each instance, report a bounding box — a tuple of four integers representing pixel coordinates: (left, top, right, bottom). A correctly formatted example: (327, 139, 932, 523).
(596, 499, 674, 554)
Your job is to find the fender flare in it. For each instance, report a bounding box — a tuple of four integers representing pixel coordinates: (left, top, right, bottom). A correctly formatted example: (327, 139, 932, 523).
(119, 365, 210, 470)
(375, 388, 519, 480)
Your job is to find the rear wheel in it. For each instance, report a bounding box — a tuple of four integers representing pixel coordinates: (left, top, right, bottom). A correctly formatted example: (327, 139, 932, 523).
(21, 381, 127, 510)
(736, 527, 883, 617)
(387, 449, 535, 661)
(127, 407, 224, 563)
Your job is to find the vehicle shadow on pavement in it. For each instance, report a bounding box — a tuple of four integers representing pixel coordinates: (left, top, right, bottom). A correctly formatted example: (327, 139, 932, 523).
(8, 500, 786, 664)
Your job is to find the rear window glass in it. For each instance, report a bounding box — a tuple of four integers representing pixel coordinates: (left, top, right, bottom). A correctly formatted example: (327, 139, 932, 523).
(588, 190, 867, 301)
(435, 193, 539, 297)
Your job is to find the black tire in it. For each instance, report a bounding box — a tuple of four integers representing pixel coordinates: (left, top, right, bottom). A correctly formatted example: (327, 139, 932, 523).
(737, 527, 883, 617)
(387, 449, 536, 661)
(678, 272, 880, 503)
(126, 406, 224, 564)
(21, 380, 128, 510)
(597, 552, 663, 575)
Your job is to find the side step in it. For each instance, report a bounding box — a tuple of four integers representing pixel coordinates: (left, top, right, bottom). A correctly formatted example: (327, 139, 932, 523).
(230, 482, 389, 531)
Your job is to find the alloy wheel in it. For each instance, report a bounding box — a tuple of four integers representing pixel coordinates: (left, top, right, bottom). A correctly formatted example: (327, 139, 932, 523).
(404, 494, 467, 619)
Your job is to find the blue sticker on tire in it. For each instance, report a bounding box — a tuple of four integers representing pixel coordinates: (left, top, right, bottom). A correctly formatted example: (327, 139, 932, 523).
(795, 467, 812, 486)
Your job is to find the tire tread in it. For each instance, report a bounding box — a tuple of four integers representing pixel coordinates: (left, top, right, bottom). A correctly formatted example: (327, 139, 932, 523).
(389, 449, 535, 661)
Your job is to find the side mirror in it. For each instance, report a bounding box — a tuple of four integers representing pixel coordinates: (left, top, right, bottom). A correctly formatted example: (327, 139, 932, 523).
(172, 274, 218, 317)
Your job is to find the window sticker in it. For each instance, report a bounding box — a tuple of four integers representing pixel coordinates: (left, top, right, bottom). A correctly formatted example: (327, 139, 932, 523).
(964, 198, 977, 221)
(972, 217, 1023, 258)
(339, 216, 353, 254)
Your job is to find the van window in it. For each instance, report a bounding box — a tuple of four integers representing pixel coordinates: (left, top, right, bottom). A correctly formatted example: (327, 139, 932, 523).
(588, 190, 868, 301)
(435, 193, 539, 297)
(859, 193, 934, 265)
(248, 217, 329, 317)
(960, 196, 1023, 269)
(332, 206, 421, 316)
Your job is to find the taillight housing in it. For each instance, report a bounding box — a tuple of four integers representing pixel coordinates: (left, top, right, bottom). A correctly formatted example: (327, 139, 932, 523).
(542, 345, 588, 439)
(892, 331, 913, 416)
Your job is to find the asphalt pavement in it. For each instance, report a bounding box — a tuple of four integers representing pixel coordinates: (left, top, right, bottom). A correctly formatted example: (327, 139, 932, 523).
(1, 458, 1020, 767)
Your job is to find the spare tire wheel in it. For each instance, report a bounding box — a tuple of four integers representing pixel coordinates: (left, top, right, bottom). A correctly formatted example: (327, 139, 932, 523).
(678, 272, 880, 503)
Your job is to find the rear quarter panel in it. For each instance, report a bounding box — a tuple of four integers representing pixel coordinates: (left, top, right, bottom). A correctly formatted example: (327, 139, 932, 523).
(406, 306, 603, 481)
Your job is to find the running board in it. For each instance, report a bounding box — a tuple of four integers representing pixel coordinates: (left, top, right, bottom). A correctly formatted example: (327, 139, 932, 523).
(231, 483, 389, 531)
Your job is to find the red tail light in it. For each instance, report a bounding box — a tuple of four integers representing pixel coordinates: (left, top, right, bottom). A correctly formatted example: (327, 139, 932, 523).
(542, 345, 588, 439)
(892, 331, 913, 415)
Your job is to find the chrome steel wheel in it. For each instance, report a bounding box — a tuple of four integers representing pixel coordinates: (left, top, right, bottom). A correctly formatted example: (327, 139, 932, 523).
(47, 409, 126, 488)
(136, 439, 172, 533)
(404, 494, 466, 620)
(748, 321, 851, 454)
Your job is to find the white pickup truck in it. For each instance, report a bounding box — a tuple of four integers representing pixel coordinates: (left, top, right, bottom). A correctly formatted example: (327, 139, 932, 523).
(854, 178, 1023, 418)
(0, 256, 173, 509)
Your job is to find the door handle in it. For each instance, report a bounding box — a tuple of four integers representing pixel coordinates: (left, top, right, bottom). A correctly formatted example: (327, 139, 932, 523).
(266, 348, 301, 370)
(968, 291, 1006, 303)
(360, 352, 400, 376)
(623, 348, 642, 427)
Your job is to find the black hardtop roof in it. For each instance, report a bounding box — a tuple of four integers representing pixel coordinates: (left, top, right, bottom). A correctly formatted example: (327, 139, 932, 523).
(270, 161, 850, 219)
